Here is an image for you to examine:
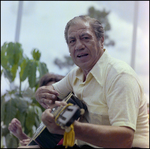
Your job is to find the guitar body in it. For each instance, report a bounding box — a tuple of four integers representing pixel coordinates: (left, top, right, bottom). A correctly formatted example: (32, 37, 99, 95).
(28, 127, 63, 148)
(27, 93, 87, 148)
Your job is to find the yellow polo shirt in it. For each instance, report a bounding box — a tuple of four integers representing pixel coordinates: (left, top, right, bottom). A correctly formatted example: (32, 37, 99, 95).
(52, 49, 149, 148)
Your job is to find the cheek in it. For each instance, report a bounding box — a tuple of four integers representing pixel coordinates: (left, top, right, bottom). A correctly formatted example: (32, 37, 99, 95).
(69, 51, 76, 62)
(69, 47, 75, 56)
(70, 52, 75, 60)
(69, 46, 73, 54)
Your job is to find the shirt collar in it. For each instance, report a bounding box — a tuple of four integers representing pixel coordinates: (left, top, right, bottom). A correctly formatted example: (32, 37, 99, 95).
(75, 49, 110, 86)
(90, 49, 109, 86)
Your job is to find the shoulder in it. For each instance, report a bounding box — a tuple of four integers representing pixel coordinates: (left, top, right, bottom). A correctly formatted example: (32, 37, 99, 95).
(105, 55, 143, 88)
(107, 56, 137, 78)
(66, 66, 79, 78)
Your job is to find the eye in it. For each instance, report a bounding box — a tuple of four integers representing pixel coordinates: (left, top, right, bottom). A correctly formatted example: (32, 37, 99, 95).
(69, 39, 75, 44)
(82, 36, 90, 40)
(84, 37, 89, 39)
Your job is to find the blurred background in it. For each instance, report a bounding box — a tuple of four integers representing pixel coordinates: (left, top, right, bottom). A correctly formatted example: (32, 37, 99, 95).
(1, 1, 149, 148)
(1, 1, 149, 101)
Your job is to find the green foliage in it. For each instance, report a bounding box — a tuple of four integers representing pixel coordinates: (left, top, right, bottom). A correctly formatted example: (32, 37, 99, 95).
(5, 133, 18, 148)
(1, 42, 23, 82)
(31, 48, 41, 61)
(54, 6, 115, 72)
(1, 42, 48, 148)
(88, 6, 115, 47)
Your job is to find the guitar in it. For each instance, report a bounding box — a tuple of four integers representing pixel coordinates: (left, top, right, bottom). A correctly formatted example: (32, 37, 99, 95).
(27, 92, 87, 148)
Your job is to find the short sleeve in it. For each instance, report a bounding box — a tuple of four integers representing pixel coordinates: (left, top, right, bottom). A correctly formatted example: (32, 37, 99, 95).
(52, 69, 75, 99)
(106, 73, 142, 130)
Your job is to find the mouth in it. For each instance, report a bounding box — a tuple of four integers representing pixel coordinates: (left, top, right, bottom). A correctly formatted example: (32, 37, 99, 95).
(77, 53, 88, 58)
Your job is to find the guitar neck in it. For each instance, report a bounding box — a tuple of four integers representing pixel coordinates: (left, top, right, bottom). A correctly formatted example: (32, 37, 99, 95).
(27, 122, 46, 145)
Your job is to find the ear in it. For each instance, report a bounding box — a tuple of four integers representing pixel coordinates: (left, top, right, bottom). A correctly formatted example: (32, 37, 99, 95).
(101, 36, 104, 44)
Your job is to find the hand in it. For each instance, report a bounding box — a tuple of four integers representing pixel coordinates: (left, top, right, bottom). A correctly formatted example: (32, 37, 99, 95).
(20, 138, 31, 146)
(42, 109, 65, 135)
(35, 85, 62, 109)
(8, 118, 29, 140)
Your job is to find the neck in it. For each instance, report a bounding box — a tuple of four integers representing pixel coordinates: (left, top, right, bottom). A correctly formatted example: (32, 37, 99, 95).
(82, 68, 91, 82)
(81, 49, 105, 82)
(81, 56, 100, 82)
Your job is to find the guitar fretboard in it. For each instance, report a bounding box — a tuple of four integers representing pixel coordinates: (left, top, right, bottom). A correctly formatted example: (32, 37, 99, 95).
(31, 122, 46, 140)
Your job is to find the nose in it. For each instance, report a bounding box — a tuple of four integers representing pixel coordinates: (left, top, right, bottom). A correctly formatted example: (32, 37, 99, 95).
(75, 40, 85, 51)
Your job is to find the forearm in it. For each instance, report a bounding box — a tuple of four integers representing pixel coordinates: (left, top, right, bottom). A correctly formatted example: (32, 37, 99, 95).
(74, 121, 134, 148)
(19, 132, 30, 140)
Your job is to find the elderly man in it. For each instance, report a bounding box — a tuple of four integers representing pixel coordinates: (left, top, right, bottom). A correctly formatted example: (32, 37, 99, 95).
(36, 15, 149, 148)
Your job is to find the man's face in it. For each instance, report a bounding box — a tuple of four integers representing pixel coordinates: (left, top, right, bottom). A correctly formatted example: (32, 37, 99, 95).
(67, 21, 104, 72)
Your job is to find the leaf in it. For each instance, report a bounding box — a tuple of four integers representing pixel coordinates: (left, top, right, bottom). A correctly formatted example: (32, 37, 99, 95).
(1, 126, 9, 136)
(31, 48, 41, 61)
(11, 64, 18, 81)
(34, 105, 42, 120)
(28, 60, 37, 88)
(5, 99, 18, 126)
(1, 69, 3, 76)
(14, 97, 28, 113)
(3, 69, 13, 83)
(7, 42, 23, 66)
(5, 133, 18, 148)
(20, 58, 29, 81)
(21, 88, 35, 100)
(87, 6, 115, 47)
(13, 42, 23, 65)
(25, 105, 35, 131)
(7, 42, 15, 66)
(1, 97, 6, 122)
(34, 116, 41, 128)
(1, 42, 24, 82)
(1, 42, 8, 69)
(16, 111, 26, 127)
(38, 62, 49, 78)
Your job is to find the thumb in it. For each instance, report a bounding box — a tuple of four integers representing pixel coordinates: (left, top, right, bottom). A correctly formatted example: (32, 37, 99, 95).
(55, 101, 67, 107)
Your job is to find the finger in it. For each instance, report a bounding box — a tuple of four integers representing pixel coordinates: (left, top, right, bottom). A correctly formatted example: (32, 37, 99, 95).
(41, 93, 58, 101)
(41, 93, 58, 100)
(41, 100, 62, 109)
(39, 97, 57, 106)
(12, 118, 19, 123)
(55, 101, 67, 106)
(39, 98, 51, 108)
(42, 109, 54, 124)
(15, 123, 21, 128)
(22, 139, 30, 144)
(8, 125, 16, 132)
(20, 141, 26, 146)
(9, 124, 16, 131)
(12, 123, 17, 128)
(8, 125, 13, 131)
(36, 87, 59, 97)
(8, 123, 11, 127)
(15, 119, 21, 125)
(40, 102, 49, 109)
(37, 95, 56, 106)
(8, 125, 12, 131)
(43, 101, 67, 110)
(40, 87, 59, 96)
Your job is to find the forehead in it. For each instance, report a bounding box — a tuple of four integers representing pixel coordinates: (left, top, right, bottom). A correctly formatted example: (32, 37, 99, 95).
(68, 21, 94, 38)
